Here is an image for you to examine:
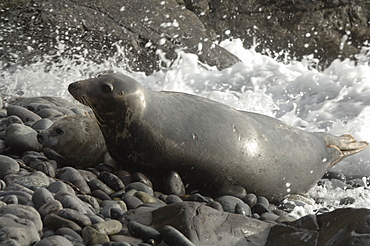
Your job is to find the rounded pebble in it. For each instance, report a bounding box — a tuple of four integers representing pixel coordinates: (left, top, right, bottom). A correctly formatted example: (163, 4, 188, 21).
(128, 221, 161, 243)
(123, 195, 144, 209)
(164, 171, 185, 196)
(235, 202, 251, 216)
(31, 118, 53, 131)
(34, 235, 74, 246)
(323, 171, 346, 182)
(89, 178, 115, 195)
(56, 167, 91, 194)
(5, 123, 43, 152)
(92, 220, 123, 235)
(215, 195, 245, 213)
(134, 191, 158, 204)
(126, 182, 154, 196)
(160, 225, 195, 246)
(44, 213, 82, 232)
(215, 184, 247, 199)
(7, 105, 42, 123)
(242, 193, 257, 208)
(99, 171, 125, 191)
(0, 155, 20, 179)
(82, 226, 110, 245)
(131, 172, 153, 188)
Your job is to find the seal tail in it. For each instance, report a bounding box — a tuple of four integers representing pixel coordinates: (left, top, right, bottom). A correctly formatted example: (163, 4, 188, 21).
(323, 134, 369, 168)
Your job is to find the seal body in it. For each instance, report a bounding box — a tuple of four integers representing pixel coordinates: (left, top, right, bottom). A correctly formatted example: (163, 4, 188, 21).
(37, 114, 107, 168)
(69, 73, 368, 201)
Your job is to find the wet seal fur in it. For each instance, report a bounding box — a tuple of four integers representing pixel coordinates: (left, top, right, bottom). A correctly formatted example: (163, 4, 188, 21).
(37, 114, 107, 168)
(68, 73, 369, 201)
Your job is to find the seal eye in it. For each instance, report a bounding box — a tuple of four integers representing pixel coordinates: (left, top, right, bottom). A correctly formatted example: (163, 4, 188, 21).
(102, 83, 113, 94)
(55, 128, 64, 135)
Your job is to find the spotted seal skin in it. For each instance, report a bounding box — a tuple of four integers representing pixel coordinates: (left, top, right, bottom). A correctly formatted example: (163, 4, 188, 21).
(37, 114, 107, 168)
(68, 73, 369, 201)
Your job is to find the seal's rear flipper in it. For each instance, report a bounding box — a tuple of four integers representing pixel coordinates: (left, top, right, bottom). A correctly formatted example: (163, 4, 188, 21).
(333, 134, 369, 156)
(316, 133, 369, 168)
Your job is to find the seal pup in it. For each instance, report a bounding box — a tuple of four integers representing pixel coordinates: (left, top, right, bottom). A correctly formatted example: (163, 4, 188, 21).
(68, 73, 369, 201)
(37, 114, 107, 168)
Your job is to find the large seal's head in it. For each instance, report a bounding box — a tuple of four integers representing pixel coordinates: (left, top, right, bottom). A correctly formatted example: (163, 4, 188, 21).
(68, 73, 147, 127)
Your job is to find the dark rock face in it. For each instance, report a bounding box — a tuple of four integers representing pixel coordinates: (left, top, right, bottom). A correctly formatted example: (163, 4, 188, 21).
(2, 0, 369, 74)
(193, 0, 370, 65)
(1, 0, 240, 74)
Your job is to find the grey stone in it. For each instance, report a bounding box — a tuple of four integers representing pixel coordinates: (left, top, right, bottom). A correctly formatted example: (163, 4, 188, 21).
(35, 235, 74, 246)
(91, 220, 122, 235)
(6, 105, 42, 123)
(149, 202, 273, 245)
(126, 182, 154, 196)
(55, 167, 91, 194)
(0, 204, 43, 235)
(164, 171, 185, 196)
(128, 221, 161, 243)
(8, 171, 50, 188)
(5, 123, 42, 152)
(0, 216, 40, 246)
(215, 195, 245, 213)
(0, 155, 19, 179)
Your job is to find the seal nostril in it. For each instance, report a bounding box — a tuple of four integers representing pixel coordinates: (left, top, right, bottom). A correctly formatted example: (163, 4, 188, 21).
(37, 133, 44, 144)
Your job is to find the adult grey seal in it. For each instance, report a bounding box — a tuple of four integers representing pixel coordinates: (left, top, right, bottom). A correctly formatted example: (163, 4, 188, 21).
(68, 73, 369, 201)
(37, 114, 107, 168)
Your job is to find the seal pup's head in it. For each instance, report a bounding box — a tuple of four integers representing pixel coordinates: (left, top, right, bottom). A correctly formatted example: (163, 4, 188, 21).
(37, 114, 106, 167)
(68, 73, 148, 127)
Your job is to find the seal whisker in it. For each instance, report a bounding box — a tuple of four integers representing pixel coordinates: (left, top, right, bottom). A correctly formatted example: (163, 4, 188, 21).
(75, 94, 105, 126)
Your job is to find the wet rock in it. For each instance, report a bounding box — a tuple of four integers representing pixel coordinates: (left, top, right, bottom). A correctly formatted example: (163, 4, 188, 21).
(89, 178, 115, 195)
(134, 191, 158, 204)
(0, 155, 20, 179)
(32, 187, 54, 209)
(7, 171, 50, 189)
(242, 193, 257, 208)
(99, 171, 125, 191)
(184, 193, 212, 203)
(91, 220, 122, 235)
(131, 172, 153, 189)
(165, 194, 183, 204)
(126, 182, 154, 196)
(215, 195, 245, 213)
(38, 200, 63, 218)
(0, 204, 43, 234)
(5, 123, 42, 152)
(55, 227, 84, 243)
(56, 167, 91, 194)
(91, 189, 112, 201)
(215, 184, 247, 199)
(323, 170, 347, 183)
(148, 202, 273, 245)
(123, 195, 144, 210)
(128, 221, 161, 243)
(82, 226, 110, 245)
(160, 225, 195, 246)
(58, 208, 92, 227)
(0, 215, 40, 245)
(31, 118, 54, 131)
(164, 171, 185, 196)
(2, 0, 240, 74)
(7, 105, 42, 123)
(44, 213, 82, 232)
(235, 202, 251, 217)
(35, 235, 74, 246)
